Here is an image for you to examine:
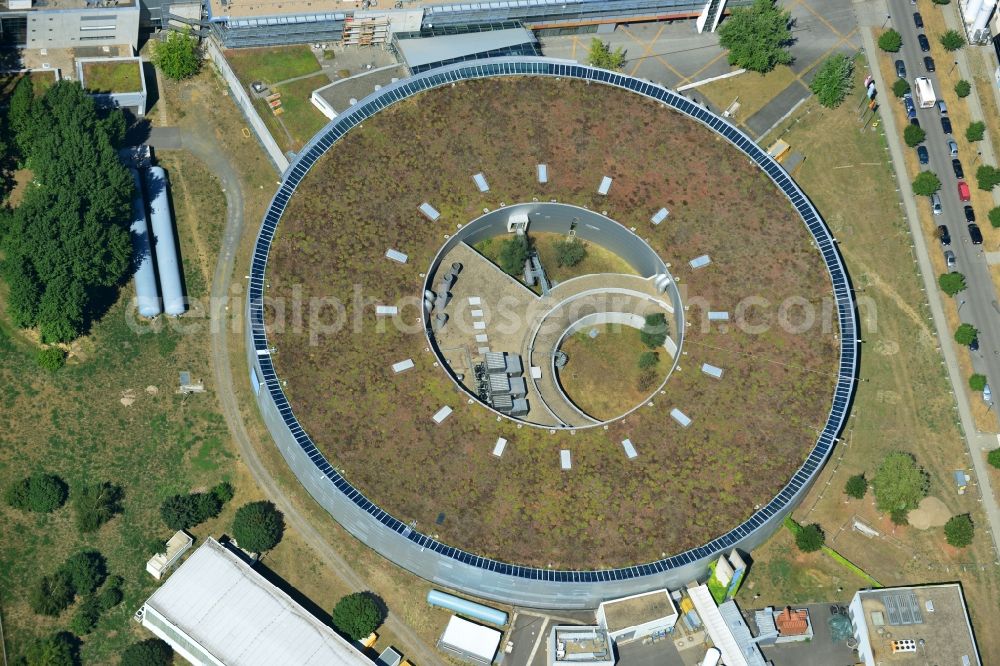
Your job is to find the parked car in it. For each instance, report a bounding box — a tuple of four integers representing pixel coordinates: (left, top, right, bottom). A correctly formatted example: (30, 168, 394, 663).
(953, 158, 965, 179)
(924, 56, 936, 72)
(941, 117, 953, 134)
(938, 224, 951, 245)
(970, 336, 980, 351)
(945, 250, 956, 268)
(964, 205, 976, 222)
(938, 100, 948, 115)
(903, 93, 916, 114)
(914, 11, 924, 28)
(948, 140, 959, 157)
(917, 145, 929, 164)
(959, 181, 971, 202)
(969, 222, 983, 244)
(932, 192, 943, 215)
(911, 116, 921, 127)
(918, 33, 930, 51)
(896, 59, 907, 78)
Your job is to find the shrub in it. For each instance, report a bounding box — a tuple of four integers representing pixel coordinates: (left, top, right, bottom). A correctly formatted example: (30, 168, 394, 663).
(890, 508, 910, 525)
(29, 570, 75, 616)
(892, 78, 910, 98)
(23, 632, 79, 666)
(638, 351, 660, 370)
(956, 80, 972, 98)
(940, 29, 965, 51)
(36, 346, 66, 371)
(497, 236, 530, 276)
(160, 492, 222, 531)
(989, 207, 1000, 228)
(903, 124, 926, 147)
(844, 473, 868, 499)
(976, 164, 1000, 191)
(640, 313, 669, 349)
(69, 597, 101, 635)
(552, 238, 587, 267)
(944, 514, 974, 547)
(120, 638, 173, 666)
(809, 54, 853, 108)
(5, 472, 68, 513)
(331, 592, 386, 640)
(938, 272, 966, 296)
(151, 29, 200, 80)
(988, 448, 1000, 469)
(96, 575, 124, 611)
(72, 481, 123, 532)
(795, 523, 825, 552)
(955, 323, 978, 346)
(232, 500, 285, 553)
(636, 369, 658, 392)
(970, 374, 987, 391)
(967, 121, 986, 142)
(873, 451, 928, 515)
(878, 29, 902, 52)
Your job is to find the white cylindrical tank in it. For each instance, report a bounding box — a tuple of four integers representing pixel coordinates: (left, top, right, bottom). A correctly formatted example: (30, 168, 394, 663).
(973, 0, 996, 32)
(145, 167, 185, 316)
(700, 647, 721, 666)
(130, 168, 161, 318)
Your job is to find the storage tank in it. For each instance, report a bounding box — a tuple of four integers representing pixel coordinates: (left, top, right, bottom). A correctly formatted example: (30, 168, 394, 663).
(130, 168, 161, 318)
(966, 0, 985, 25)
(145, 167, 185, 316)
(700, 647, 721, 666)
(427, 590, 508, 626)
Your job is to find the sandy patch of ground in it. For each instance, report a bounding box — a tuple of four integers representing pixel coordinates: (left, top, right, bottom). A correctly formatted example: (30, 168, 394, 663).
(908, 496, 951, 530)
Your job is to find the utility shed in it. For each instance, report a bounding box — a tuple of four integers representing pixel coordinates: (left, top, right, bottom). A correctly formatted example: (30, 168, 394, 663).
(140, 538, 372, 666)
(437, 616, 501, 666)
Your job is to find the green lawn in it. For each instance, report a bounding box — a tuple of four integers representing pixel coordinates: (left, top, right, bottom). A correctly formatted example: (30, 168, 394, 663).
(0, 70, 58, 101)
(82, 60, 142, 93)
(224, 45, 320, 85)
(533, 231, 637, 284)
(272, 74, 331, 148)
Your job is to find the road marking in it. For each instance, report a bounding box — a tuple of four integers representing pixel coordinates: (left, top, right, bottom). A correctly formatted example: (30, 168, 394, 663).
(628, 24, 666, 77)
(525, 618, 549, 666)
(678, 49, 730, 87)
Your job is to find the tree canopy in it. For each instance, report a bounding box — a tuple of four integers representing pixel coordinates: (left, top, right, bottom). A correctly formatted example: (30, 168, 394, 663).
(872, 452, 928, 516)
(988, 448, 1000, 469)
(497, 236, 530, 275)
(795, 523, 825, 552)
(940, 29, 965, 51)
(717, 0, 793, 73)
(331, 593, 386, 640)
(969, 374, 987, 391)
(955, 323, 978, 346)
(938, 272, 966, 296)
(5, 472, 68, 513)
(892, 78, 910, 98)
(587, 39, 627, 70)
(151, 29, 201, 80)
(22, 632, 79, 666)
(956, 80, 972, 98)
(976, 164, 1000, 191)
(844, 473, 867, 499)
(232, 500, 285, 553)
(0, 81, 131, 342)
(120, 638, 174, 666)
(967, 121, 986, 142)
(911, 170, 941, 196)
(878, 29, 903, 52)
(552, 238, 587, 267)
(72, 481, 124, 532)
(638, 351, 660, 370)
(944, 514, 974, 547)
(903, 124, 926, 147)
(809, 54, 853, 108)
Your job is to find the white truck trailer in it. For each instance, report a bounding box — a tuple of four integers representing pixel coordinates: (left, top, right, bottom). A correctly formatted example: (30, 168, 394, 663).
(914, 77, 937, 108)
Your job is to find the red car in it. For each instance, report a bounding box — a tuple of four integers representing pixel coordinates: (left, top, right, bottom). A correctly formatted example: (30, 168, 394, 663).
(958, 181, 971, 202)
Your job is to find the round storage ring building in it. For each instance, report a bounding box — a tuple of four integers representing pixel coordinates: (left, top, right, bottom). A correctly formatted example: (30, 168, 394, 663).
(246, 57, 859, 609)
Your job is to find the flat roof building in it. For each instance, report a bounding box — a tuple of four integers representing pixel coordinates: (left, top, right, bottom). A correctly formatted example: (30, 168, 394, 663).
(436, 616, 502, 666)
(140, 537, 373, 666)
(848, 583, 981, 666)
(549, 625, 615, 666)
(597, 589, 678, 643)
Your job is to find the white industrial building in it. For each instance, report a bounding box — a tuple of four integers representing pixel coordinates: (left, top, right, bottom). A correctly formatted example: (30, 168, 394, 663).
(597, 589, 678, 643)
(139, 537, 373, 666)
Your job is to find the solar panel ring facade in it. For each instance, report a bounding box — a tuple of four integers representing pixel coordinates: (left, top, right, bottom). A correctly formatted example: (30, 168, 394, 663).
(245, 57, 858, 606)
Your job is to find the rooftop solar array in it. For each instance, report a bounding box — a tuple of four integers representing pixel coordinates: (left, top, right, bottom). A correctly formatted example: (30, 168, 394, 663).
(245, 57, 858, 596)
(883, 591, 923, 626)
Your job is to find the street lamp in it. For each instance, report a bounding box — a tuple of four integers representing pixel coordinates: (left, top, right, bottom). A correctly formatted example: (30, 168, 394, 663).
(950, 60, 959, 74)
(959, 298, 967, 314)
(882, 14, 891, 29)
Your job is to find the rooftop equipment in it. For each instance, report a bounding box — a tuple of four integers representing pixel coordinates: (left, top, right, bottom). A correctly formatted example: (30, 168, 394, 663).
(509, 398, 528, 417)
(145, 166, 184, 316)
(651, 208, 669, 225)
(597, 176, 612, 195)
(129, 168, 161, 318)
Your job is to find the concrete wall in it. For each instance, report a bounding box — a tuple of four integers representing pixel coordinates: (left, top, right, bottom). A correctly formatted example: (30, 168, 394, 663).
(25, 5, 139, 49)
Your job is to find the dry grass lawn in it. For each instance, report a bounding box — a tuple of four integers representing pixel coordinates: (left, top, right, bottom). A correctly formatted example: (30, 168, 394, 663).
(698, 66, 797, 124)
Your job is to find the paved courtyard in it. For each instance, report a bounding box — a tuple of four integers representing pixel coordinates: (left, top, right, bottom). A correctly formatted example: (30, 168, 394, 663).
(539, 0, 863, 139)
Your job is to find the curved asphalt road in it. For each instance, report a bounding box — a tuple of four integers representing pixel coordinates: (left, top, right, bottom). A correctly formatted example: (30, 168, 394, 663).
(147, 126, 446, 666)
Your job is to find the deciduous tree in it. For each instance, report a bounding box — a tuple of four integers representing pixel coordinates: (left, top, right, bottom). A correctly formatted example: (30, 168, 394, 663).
(331, 593, 385, 640)
(717, 0, 793, 73)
